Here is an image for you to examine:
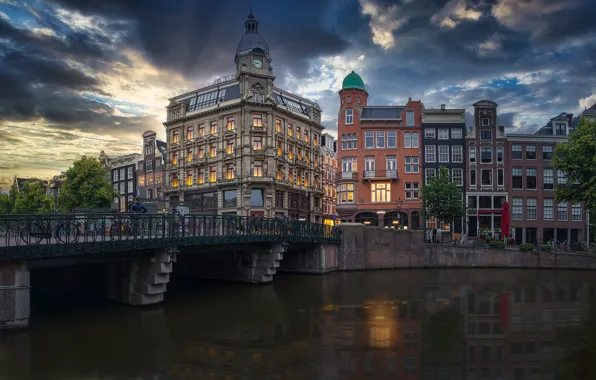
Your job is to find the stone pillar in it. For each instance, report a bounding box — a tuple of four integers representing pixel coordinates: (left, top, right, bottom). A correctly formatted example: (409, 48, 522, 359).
(0, 261, 30, 329)
(337, 223, 367, 270)
(279, 244, 338, 274)
(106, 249, 175, 306)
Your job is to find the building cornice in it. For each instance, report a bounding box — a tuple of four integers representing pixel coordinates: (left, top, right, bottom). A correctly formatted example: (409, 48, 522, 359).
(506, 134, 568, 143)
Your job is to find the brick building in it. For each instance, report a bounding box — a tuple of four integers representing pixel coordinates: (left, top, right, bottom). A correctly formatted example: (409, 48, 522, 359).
(136, 130, 167, 211)
(336, 71, 423, 228)
(321, 133, 338, 225)
(99, 151, 142, 211)
(506, 112, 584, 244)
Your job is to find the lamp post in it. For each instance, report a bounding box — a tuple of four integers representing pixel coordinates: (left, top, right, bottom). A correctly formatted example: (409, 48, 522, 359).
(396, 198, 404, 228)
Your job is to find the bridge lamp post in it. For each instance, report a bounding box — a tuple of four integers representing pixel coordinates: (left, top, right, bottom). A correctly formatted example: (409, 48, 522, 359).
(396, 198, 404, 229)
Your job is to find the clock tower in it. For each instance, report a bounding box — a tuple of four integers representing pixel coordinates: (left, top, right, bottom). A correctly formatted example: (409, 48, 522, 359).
(235, 9, 274, 84)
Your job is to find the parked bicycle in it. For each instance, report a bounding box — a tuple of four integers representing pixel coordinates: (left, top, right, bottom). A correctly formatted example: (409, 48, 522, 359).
(20, 218, 80, 244)
(570, 241, 590, 252)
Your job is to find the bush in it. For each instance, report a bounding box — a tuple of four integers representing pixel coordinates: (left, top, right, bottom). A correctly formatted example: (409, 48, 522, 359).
(519, 243, 535, 252)
(538, 244, 552, 252)
(489, 241, 506, 250)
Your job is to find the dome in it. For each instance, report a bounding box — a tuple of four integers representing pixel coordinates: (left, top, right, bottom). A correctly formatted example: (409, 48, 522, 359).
(342, 71, 365, 90)
(236, 33, 269, 56)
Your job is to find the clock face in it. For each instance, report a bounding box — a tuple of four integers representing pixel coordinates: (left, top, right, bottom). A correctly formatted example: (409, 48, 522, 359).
(252, 58, 263, 68)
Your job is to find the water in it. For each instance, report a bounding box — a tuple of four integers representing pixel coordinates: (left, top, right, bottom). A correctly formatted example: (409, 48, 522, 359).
(1, 269, 596, 380)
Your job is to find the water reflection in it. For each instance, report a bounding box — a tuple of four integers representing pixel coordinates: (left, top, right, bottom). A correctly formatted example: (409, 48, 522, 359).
(0, 270, 595, 380)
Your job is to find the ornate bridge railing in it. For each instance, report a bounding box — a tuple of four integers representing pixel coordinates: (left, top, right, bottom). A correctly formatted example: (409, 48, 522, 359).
(0, 213, 341, 260)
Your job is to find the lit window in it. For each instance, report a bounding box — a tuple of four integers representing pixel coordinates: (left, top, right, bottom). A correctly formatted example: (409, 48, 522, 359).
(276, 119, 282, 133)
(171, 175, 179, 188)
(186, 170, 193, 186)
(253, 161, 263, 177)
(172, 152, 178, 165)
(277, 139, 283, 156)
(226, 116, 235, 131)
(209, 121, 217, 134)
(197, 145, 205, 159)
(198, 124, 205, 136)
(209, 143, 216, 158)
(253, 113, 263, 127)
(339, 183, 354, 204)
(186, 149, 192, 162)
(253, 136, 263, 150)
(138, 175, 145, 186)
(297, 127, 301, 139)
(226, 140, 234, 155)
(304, 130, 309, 143)
(172, 130, 179, 143)
(288, 123, 293, 136)
(226, 165, 235, 180)
(209, 166, 217, 183)
(371, 183, 391, 202)
(198, 169, 204, 184)
(186, 127, 194, 140)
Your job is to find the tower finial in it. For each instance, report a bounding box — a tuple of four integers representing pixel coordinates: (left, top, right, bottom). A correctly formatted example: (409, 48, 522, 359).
(248, 7, 254, 20)
(245, 7, 258, 33)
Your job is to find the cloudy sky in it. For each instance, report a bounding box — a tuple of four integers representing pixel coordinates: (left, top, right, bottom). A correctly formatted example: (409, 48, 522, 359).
(1, 0, 595, 188)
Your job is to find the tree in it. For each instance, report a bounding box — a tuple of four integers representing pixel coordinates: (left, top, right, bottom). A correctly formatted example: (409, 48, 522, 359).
(58, 156, 118, 211)
(553, 117, 596, 211)
(421, 166, 465, 228)
(12, 181, 54, 214)
(0, 192, 12, 214)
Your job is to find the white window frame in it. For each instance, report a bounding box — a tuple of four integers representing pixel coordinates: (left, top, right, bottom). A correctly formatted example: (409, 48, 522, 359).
(405, 156, 419, 174)
(387, 130, 397, 148)
(365, 131, 374, 148)
(481, 169, 493, 186)
(405, 182, 420, 200)
(438, 145, 449, 163)
(438, 128, 449, 140)
(412, 132, 419, 148)
(425, 128, 435, 139)
(469, 147, 476, 163)
(404, 132, 411, 148)
(451, 129, 462, 139)
(451, 168, 463, 186)
(451, 145, 463, 163)
(425, 168, 437, 185)
(345, 108, 353, 125)
(425, 145, 436, 163)
(375, 131, 385, 148)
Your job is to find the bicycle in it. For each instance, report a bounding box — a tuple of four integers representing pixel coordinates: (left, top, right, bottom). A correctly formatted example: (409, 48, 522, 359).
(570, 241, 590, 252)
(20, 217, 80, 245)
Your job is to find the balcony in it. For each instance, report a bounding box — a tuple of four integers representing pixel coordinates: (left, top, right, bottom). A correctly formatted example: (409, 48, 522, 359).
(362, 170, 399, 181)
(252, 124, 266, 133)
(336, 171, 359, 181)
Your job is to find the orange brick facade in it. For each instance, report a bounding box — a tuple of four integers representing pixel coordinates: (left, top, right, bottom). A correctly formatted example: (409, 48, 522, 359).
(336, 73, 423, 229)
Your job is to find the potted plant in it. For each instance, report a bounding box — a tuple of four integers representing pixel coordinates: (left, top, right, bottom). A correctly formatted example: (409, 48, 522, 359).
(538, 244, 552, 252)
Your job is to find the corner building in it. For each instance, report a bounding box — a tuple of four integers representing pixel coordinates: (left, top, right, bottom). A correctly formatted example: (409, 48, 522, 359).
(163, 11, 325, 221)
(336, 71, 423, 228)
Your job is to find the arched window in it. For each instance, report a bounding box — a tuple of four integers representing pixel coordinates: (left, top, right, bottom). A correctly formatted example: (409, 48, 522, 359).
(412, 132, 419, 148)
(341, 134, 347, 150)
(404, 132, 411, 148)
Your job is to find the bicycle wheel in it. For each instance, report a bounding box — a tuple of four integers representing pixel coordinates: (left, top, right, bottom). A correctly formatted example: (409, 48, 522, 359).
(56, 222, 80, 243)
(20, 222, 43, 245)
(110, 222, 124, 240)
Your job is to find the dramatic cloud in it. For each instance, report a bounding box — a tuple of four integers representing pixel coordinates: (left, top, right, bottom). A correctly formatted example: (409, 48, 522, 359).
(0, 0, 595, 188)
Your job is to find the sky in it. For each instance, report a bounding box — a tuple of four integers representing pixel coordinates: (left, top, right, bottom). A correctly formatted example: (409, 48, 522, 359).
(0, 0, 595, 188)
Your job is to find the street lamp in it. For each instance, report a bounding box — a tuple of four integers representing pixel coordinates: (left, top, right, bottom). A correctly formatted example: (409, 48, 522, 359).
(396, 198, 404, 229)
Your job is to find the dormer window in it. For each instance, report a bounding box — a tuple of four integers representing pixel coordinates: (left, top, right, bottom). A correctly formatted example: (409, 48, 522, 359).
(555, 123, 566, 135)
(482, 118, 490, 126)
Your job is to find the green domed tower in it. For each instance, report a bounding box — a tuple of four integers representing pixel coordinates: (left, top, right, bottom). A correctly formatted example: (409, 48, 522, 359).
(342, 71, 366, 91)
(338, 71, 368, 128)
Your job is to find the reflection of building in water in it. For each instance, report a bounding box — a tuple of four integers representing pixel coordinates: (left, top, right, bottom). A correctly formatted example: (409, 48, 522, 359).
(505, 275, 588, 380)
(321, 299, 422, 379)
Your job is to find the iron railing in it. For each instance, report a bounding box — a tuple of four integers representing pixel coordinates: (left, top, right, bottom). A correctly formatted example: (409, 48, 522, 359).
(0, 213, 341, 260)
(362, 170, 399, 180)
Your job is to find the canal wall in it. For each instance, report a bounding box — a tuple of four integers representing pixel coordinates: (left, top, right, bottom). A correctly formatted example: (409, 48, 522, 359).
(337, 223, 596, 270)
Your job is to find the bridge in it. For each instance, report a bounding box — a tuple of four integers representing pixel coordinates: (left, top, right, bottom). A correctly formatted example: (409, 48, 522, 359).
(0, 213, 341, 329)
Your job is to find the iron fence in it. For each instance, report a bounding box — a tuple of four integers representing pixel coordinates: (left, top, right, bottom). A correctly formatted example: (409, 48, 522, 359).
(0, 213, 341, 260)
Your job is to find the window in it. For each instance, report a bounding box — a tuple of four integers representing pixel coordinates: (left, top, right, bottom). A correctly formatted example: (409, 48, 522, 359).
(342, 157, 357, 172)
(497, 168, 504, 187)
(252, 113, 263, 126)
(555, 123, 566, 135)
(526, 144, 536, 159)
(405, 182, 420, 199)
(227, 116, 235, 131)
(186, 170, 193, 186)
(127, 180, 133, 193)
(147, 161, 154, 170)
(209, 143, 216, 158)
(406, 110, 415, 126)
(512, 168, 523, 189)
(197, 169, 204, 184)
(542, 145, 553, 160)
(469, 147, 476, 163)
(226, 140, 234, 155)
(481, 169, 492, 186)
(172, 152, 178, 165)
(346, 109, 353, 124)
(339, 184, 354, 203)
(145, 146, 153, 155)
(357, 96, 361, 103)
(557, 170, 567, 184)
(412, 132, 419, 148)
(512, 198, 522, 220)
(186, 148, 192, 162)
(171, 174, 179, 187)
(275, 118, 282, 133)
(425, 128, 436, 139)
(425, 145, 436, 162)
(482, 118, 490, 126)
(186, 126, 194, 139)
(512, 144, 522, 159)
(198, 123, 205, 136)
(452, 146, 463, 162)
(557, 202, 568, 220)
(425, 168, 437, 185)
(364, 156, 375, 176)
(127, 167, 133, 179)
(387, 131, 397, 148)
(296, 127, 301, 139)
(209, 121, 217, 134)
(253, 161, 263, 177)
(226, 164, 235, 180)
(376, 131, 385, 148)
(365, 131, 374, 148)
(497, 146, 503, 163)
(287, 123, 293, 136)
(371, 183, 391, 202)
(404, 132, 411, 148)
(543, 169, 554, 190)
(347, 96, 351, 103)
(386, 156, 397, 176)
(480, 147, 492, 163)
(470, 169, 477, 186)
(209, 166, 217, 183)
(543, 199, 554, 220)
(304, 130, 309, 143)
(438, 128, 449, 140)
(438, 145, 449, 162)
(526, 168, 537, 189)
(452, 168, 463, 186)
(527, 198, 537, 219)
(138, 175, 145, 186)
(252, 136, 263, 150)
(172, 129, 179, 143)
(405, 156, 419, 173)
(451, 129, 463, 139)
(480, 131, 491, 140)
(572, 203, 582, 221)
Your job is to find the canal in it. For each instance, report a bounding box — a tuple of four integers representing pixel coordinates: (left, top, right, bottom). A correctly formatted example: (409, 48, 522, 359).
(1, 269, 595, 379)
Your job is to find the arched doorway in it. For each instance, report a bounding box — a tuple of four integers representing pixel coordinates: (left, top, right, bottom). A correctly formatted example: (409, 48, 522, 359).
(411, 211, 420, 230)
(383, 211, 408, 229)
(355, 212, 379, 226)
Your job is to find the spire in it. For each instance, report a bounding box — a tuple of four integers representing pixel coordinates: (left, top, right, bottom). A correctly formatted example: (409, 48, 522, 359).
(245, 8, 258, 33)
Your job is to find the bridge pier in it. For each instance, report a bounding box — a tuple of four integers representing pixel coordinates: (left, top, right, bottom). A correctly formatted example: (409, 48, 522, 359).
(0, 261, 30, 329)
(106, 249, 175, 306)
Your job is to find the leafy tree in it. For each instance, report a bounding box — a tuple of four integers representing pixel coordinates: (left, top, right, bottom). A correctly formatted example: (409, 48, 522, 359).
(553, 118, 596, 211)
(0, 192, 12, 214)
(58, 156, 118, 212)
(12, 181, 54, 214)
(421, 166, 465, 228)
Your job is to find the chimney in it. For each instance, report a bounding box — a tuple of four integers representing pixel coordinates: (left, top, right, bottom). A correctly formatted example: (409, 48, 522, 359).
(441, 104, 446, 110)
(408, 96, 411, 102)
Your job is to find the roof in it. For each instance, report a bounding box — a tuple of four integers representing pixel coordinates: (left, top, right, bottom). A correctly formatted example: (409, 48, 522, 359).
(473, 100, 498, 108)
(235, 10, 269, 58)
(342, 71, 365, 91)
(183, 84, 241, 112)
(361, 106, 403, 120)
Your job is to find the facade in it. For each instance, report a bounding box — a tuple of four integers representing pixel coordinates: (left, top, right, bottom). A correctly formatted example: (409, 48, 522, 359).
(137, 130, 167, 210)
(336, 71, 424, 228)
(99, 151, 142, 211)
(422, 106, 467, 233)
(163, 11, 325, 221)
(321, 133, 338, 225)
(506, 113, 584, 244)
(465, 101, 508, 237)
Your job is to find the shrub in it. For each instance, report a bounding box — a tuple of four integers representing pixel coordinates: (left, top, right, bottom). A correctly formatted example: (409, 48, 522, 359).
(489, 241, 506, 250)
(538, 244, 552, 251)
(519, 243, 535, 252)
